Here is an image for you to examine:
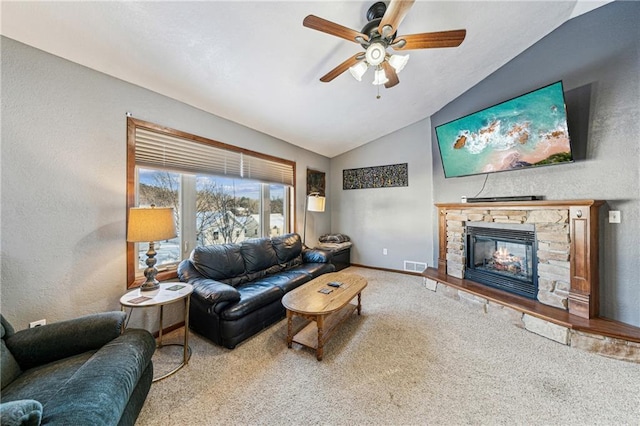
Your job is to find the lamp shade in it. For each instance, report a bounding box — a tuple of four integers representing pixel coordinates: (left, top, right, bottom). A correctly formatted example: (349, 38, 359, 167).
(127, 207, 177, 242)
(348, 61, 368, 81)
(372, 68, 389, 86)
(388, 54, 410, 73)
(307, 195, 326, 212)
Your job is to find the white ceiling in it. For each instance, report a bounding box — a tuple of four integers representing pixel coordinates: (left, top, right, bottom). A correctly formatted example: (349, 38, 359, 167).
(1, 1, 609, 158)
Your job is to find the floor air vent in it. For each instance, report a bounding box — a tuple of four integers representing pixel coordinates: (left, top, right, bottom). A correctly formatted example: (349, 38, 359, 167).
(404, 261, 427, 272)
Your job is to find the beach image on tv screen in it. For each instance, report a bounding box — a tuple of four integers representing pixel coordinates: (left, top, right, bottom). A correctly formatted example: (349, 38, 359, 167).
(435, 81, 572, 178)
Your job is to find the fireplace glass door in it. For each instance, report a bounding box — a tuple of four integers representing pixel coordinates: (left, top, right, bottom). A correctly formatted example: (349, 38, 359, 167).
(472, 238, 532, 280)
(465, 224, 537, 299)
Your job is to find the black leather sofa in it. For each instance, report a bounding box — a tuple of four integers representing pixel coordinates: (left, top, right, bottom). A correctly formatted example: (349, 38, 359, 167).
(178, 233, 334, 349)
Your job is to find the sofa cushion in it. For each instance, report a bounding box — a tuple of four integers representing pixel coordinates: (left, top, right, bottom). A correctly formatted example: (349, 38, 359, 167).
(191, 280, 241, 304)
(1, 351, 95, 406)
(220, 282, 284, 321)
(43, 330, 153, 425)
(1, 319, 21, 390)
(5, 312, 125, 371)
(289, 262, 336, 278)
(241, 238, 279, 274)
(319, 233, 351, 243)
(1, 341, 21, 391)
(271, 233, 303, 266)
(302, 248, 332, 264)
(259, 270, 312, 294)
(191, 244, 245, 280)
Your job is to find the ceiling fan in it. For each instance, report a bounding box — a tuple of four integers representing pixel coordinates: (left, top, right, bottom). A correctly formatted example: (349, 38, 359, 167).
(303, 0, 466, 90)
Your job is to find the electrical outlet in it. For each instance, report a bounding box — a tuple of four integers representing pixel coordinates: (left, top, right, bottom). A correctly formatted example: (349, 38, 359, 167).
(29, 319, 46, 328)
(609, 210, 621, 224)
(383, 248, 388, 255)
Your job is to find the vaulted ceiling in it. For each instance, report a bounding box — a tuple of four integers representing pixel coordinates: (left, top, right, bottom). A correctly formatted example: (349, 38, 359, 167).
(1, 1, 609, 157)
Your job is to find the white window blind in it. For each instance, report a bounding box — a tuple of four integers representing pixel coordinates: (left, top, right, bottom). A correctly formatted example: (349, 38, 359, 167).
(135, 127, 294, 186)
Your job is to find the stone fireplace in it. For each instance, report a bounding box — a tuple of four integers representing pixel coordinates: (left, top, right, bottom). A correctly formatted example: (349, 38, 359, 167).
(422, 200, 640, 363)
(435, 200, 604, 318)
(446, 207, 571, 309)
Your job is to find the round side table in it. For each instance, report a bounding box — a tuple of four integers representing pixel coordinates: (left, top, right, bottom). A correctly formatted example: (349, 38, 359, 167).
(120, 283, 193, 382)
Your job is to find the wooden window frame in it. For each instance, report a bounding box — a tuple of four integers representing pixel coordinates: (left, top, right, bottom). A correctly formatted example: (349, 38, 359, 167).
(126, 117, 296, 288)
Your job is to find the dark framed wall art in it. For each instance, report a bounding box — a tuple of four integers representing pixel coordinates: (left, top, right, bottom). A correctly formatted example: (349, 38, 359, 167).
(343, 163, 408, 190)
(307, 169, 326, 195)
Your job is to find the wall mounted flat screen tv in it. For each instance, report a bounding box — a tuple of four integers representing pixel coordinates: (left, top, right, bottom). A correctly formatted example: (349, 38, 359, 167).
(435, 81, 573, 178)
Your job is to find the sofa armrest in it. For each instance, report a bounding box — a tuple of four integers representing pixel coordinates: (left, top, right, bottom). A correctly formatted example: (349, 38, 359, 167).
(191, 278, 241, 305)
(35, 329, 155, 426)
(5, 312, 125, 370)
(0, 400, 43, 426)
(302, 248, 332, 264)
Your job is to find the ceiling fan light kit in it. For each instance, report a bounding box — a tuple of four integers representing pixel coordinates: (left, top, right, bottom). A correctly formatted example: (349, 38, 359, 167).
(388, 54, 410, 73)
(303, 0, 466, 95)
(365, 43, 386, 66)
(348, 61, 369, 81)
(347, 52, 408, 86)
(372, 67, 389, 86)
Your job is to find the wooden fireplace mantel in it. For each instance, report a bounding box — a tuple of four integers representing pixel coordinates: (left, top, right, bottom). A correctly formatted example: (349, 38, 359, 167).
(435, 199, 605, 319)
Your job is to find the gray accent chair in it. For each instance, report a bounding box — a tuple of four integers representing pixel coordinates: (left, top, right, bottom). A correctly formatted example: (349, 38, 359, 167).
(1, 311, 155, 426)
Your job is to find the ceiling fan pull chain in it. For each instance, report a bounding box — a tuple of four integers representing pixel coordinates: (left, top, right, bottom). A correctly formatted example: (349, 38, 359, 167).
(376, 84, 381, 100)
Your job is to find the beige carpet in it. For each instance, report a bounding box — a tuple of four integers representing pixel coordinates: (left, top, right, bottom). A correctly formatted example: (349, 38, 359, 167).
(137, 267, 640, 425)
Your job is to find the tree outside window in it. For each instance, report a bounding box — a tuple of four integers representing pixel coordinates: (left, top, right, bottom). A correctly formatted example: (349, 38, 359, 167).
(136, 168, 286, 272)
(137, 170, 181, 269)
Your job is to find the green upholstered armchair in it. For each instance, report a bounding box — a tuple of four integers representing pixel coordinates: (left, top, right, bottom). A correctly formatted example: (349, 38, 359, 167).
(1, 311, 155, 426)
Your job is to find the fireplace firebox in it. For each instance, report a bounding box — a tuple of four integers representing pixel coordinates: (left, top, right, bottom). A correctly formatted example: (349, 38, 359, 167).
(465, 222, 537, 299)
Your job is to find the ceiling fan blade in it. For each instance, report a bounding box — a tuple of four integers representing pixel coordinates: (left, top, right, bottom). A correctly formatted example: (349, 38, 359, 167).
(320, 53, 363, 83)
(381, 62, 399, 88)
(303, 15, 369, 44)
(392, 29, 467, 50)
(378, 0, 415, 38)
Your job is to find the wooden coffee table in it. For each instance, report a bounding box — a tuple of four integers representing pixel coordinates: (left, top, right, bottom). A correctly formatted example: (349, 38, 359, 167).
(282, 272, 367, 360)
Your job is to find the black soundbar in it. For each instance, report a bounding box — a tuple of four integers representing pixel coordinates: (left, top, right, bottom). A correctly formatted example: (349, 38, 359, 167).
(466, 195, 542, 203)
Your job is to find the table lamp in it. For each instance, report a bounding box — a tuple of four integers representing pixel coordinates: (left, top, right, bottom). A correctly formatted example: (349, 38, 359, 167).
(127, 205, 177, 291)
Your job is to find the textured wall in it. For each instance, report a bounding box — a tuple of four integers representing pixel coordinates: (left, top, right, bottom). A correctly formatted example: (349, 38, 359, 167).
(430, 2, 640, 327)
(1, 37, 330, 330)
(330, 120, 434, 271)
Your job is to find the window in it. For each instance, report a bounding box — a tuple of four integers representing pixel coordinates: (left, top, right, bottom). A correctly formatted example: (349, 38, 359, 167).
(194, 175, 261, 246)
(136, 169, 181, 269)
(127, 118, 295, 287)
(269, 184, 285, 237)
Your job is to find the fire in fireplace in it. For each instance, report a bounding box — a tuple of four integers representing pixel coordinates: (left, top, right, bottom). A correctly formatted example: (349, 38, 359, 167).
(465, 222, 537, 299)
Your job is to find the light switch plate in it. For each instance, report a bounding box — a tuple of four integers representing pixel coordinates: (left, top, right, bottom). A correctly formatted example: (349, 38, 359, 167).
(609, 210, 621, 223)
